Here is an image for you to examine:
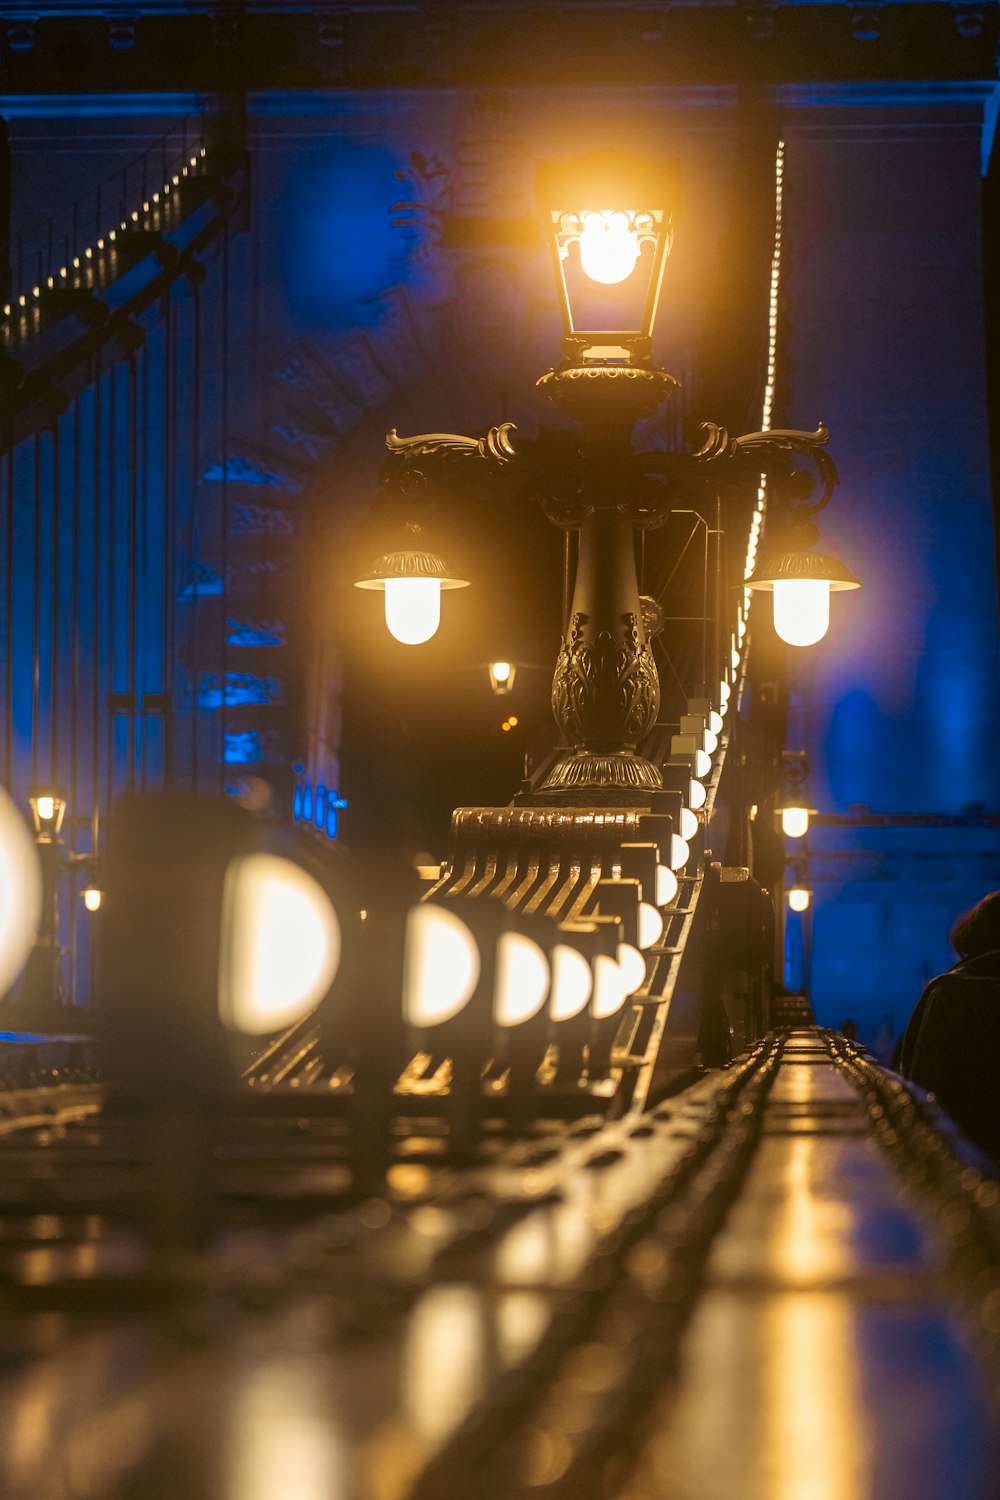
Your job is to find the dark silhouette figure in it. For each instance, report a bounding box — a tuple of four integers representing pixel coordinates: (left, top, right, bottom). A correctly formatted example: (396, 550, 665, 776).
(899, 893, 1000, 1158)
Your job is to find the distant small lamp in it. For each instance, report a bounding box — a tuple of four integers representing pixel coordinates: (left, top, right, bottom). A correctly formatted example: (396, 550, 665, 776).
(27, 785, 67, 842)
(355, 525, 469, 646)
(539, 151, 676, 367)
(777, 752, 815, 840)
(788, 885, 811, 913)
(745, 502, 859, 648)
(488, 660, 517, 696)
(82, 885, 103, 913)
(780, 806, 813, 840)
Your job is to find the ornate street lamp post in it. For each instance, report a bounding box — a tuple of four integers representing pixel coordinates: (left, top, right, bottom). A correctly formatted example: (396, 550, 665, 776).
(356, 150, 859, 808)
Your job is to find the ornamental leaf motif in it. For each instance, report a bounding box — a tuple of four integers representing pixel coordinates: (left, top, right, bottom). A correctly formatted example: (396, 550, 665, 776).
(551, 613, 659, 747)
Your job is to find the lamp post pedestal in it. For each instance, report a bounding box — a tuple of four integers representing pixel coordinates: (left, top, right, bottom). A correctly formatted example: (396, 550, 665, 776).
(535, 504, 661, 801)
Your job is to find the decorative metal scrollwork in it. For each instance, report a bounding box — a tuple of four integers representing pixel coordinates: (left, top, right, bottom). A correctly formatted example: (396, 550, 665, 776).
(385, 422, 518, 464)
(551, 612, 660, 747)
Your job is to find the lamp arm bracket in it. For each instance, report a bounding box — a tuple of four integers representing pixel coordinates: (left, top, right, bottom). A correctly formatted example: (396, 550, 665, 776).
(385, 422, 519, 466)
(729, 423, 839, 513)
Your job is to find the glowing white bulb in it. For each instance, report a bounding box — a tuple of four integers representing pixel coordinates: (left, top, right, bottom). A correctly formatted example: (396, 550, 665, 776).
(788, 886, 811, 913)
(384, 577, 442, 645)
(669, 834, 690, 871)
(679, 806, 698, 842)
(638, 902, 664, 950)
(655, 864, 678, 906)
(494, 931, 549, 1027)
(731, 646, 741, 670)
(688, 778, 707, 811)
(83, 886, 102, 913)
(219, 854, 341, 1035)
(719, 680, 731, 706)
(35, 795, 55, 822)
(616, 942, 647, 996)
(772, 579, 831, 647)
(781, 806, 810, 839)
(549, 943, 593, 1022)
(693, 748, 711, 779)
(703, 729, 718, 755)
(592, 953, 628, 1019)
(0, 787, 42, 998)
(491, 660, 512, 684)
(403, 903, 480, 1027)
(707, 711, 723, 735)
(579, 210, 639, 284)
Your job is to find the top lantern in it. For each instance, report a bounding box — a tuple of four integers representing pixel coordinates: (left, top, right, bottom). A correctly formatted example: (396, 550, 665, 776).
(538, 151, 677, 368)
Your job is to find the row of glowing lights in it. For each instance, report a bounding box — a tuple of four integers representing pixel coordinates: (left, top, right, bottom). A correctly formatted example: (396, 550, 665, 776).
(760, 141, 784, 436)
(2, 147, 207, 318)
(0, 781, 713, 1040)
(761, 140, 813, 915)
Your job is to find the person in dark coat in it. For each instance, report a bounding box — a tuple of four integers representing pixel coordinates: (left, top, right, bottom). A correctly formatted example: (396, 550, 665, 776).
(899, 892, 1000, 1158)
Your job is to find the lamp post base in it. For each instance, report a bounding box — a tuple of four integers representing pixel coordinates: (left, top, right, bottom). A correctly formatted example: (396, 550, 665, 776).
(537, 747, 662, 796)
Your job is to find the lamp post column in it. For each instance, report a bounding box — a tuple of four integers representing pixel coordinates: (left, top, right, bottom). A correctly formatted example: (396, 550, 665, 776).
(536, 502, 662, 800)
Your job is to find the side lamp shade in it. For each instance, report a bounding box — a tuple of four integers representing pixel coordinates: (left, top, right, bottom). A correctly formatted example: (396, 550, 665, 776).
(0, 786, 42, 997)
(746, 550, 860, 649)
(355, 548, 470, 646)
(494, 930, 550, 1027)
(219, 854, 341, 1035)
(402, 901, 481, 1028)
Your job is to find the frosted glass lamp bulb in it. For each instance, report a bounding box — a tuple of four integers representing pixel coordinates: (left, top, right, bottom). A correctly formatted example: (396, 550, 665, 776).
(579, 210, 639, 285)
(669, 834, 690, 872)
(679, 806, 698, 842)
(788, 886, 811, 913)
(781, 806, 810, 839)
(688, 779, 707, 811)
(384, 577, 442, 645)
(772, 579, 831, 648)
